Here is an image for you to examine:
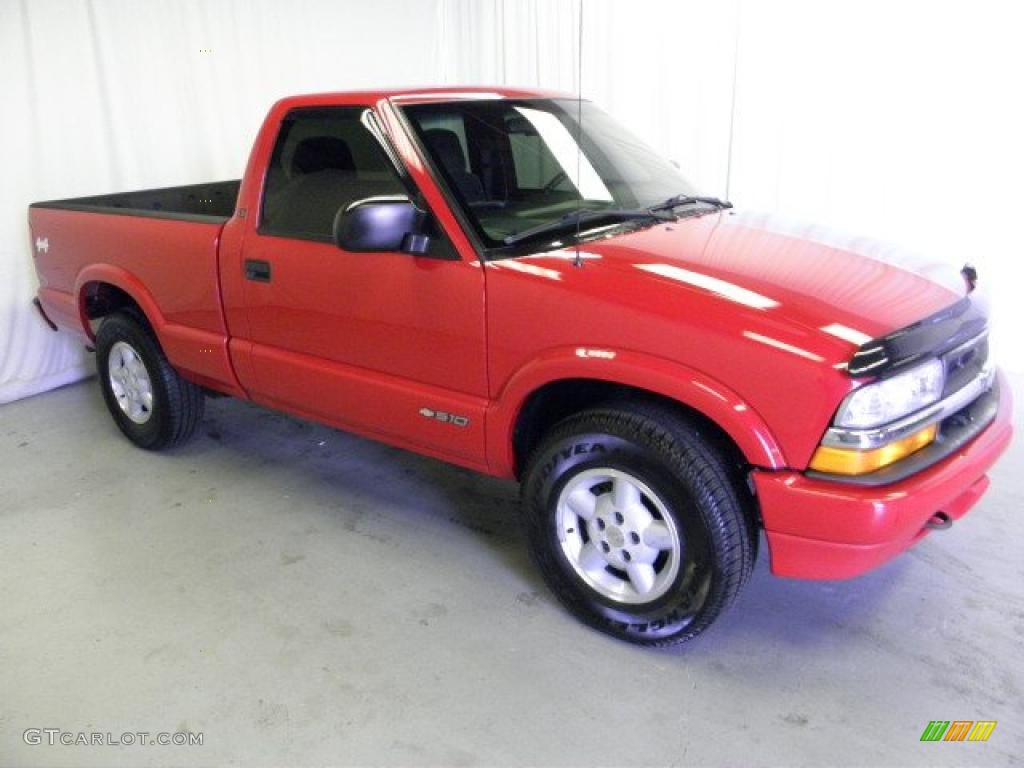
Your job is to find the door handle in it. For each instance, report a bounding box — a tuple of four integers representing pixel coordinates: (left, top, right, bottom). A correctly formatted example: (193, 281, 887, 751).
(244, 259, 271, 282)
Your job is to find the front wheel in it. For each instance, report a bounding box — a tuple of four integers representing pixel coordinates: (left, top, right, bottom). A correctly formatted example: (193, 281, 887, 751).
(521, 405, 755, 647)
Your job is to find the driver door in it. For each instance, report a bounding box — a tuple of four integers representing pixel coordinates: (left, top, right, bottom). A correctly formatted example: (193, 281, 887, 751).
(238, 105, 488, 465)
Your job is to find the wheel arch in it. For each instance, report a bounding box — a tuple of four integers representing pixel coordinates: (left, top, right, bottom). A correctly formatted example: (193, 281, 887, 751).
(488, 348, 787, 478)
(75, 264, 245, 399)
(75, 265, 166, 341)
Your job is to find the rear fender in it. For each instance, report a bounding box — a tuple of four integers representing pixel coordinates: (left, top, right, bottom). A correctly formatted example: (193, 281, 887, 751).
(74, 264, 243, 396)
(75, 263, 167, 341)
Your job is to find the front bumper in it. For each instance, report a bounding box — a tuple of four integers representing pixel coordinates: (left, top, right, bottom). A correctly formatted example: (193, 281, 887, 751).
(753, 370, 1013, 579)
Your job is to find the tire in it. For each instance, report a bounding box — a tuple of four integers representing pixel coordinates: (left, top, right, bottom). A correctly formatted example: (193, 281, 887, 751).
(95, 311, 204, 450)
(521, 404, 756, 647)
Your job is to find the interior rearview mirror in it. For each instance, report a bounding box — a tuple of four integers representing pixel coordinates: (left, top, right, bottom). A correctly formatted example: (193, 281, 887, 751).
(333, 197, 431, 255)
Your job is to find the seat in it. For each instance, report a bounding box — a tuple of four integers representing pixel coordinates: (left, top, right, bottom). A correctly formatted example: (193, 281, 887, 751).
(267, 135, 405, 239)
(290, 136, 355, 175)
(261, 136, 359, 237)
(423, 129, 485, 202)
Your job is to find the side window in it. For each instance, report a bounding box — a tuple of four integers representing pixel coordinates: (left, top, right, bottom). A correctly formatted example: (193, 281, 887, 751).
(260, 107, 405, 240)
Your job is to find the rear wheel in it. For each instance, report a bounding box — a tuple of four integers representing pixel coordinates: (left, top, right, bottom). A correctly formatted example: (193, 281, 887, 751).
(521, 404, 755, 647)
(95, 312, 204, 450)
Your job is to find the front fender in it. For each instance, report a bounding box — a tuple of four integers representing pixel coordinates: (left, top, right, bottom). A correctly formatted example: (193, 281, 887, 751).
(486, 346, 787, 477)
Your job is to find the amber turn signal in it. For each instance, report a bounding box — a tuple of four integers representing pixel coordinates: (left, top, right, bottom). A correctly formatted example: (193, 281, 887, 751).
(809, 424, 938, 476)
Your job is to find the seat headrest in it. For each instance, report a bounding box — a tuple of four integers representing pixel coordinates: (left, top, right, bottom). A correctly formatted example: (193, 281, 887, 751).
(424, 129, 468, 173)
(291, 136, 355, 175)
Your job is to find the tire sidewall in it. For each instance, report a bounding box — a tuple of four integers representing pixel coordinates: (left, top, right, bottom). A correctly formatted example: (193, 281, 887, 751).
(523, 427, 721, 643)
(96, 315, 170, 449)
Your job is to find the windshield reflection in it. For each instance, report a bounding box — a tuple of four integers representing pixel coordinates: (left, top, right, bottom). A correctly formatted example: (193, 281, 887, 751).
(403, 99, 698, 250)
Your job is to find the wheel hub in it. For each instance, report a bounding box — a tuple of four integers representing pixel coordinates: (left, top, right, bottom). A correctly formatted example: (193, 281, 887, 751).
(556, 468, 683, 604)
(108, 340, 154, 425)
(604, 524, 625, 549)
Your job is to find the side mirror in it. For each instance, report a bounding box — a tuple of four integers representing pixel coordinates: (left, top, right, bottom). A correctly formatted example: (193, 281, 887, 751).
(333, 196, 431, 255)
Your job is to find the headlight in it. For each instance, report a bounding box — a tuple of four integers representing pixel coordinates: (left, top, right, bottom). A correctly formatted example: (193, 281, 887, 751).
(809, 358, 945, 476)
(834, 358, 945, 429)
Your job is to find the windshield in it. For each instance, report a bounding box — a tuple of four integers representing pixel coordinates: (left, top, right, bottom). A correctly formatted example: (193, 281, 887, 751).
(402, 99, 698, 250)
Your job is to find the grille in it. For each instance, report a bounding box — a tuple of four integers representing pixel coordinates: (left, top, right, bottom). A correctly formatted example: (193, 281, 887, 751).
(942, 334, 989, 398)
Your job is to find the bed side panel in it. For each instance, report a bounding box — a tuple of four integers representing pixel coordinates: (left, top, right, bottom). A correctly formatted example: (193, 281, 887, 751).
(28, 206, 241, 394)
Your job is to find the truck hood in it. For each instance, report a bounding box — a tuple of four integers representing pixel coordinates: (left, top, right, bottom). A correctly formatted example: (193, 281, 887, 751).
(560, 209, 967, 348)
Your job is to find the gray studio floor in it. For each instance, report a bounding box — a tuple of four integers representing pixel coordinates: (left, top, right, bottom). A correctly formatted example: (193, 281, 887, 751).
(1, 373, 1022, 767)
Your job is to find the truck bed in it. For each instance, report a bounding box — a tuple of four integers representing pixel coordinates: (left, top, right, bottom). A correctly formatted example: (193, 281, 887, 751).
(29, 181, 242, 396)
(30, 180, 240, 222)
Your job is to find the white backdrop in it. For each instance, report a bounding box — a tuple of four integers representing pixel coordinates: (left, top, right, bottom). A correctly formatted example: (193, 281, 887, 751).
(3, 0, 1023, 403)
(436, 0, 1024, 369)
(0, 0, 446, 403)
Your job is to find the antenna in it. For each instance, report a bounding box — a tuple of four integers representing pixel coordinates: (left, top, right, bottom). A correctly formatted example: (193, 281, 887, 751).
(574, 0, 584, 268)
(724, 0, 740, 201)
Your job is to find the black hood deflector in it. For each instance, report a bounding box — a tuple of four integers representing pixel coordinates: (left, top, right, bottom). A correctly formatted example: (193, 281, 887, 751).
(848, 296, 987, 379)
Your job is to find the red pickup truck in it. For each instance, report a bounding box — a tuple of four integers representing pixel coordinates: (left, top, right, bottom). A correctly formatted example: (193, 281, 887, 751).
(29, 87, 1012, 646)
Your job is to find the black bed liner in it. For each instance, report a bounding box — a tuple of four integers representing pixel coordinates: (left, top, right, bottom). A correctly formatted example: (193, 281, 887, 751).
(30, 180, 241, 224)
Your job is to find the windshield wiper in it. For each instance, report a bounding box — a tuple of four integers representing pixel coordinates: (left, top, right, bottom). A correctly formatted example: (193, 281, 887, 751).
(503, 208, 672, 246)
(648, 194, 733, 213)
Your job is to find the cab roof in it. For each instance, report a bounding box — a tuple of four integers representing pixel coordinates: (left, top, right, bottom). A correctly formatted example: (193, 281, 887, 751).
(272, 86, 573, 111)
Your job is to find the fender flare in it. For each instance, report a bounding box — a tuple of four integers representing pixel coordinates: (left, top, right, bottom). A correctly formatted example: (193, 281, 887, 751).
(486, 347, 787, 476)
(74, 264, 167, 341)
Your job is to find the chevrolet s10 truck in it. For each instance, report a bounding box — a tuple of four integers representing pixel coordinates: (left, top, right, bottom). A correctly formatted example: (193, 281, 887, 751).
(29, 87, 1012, 646)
